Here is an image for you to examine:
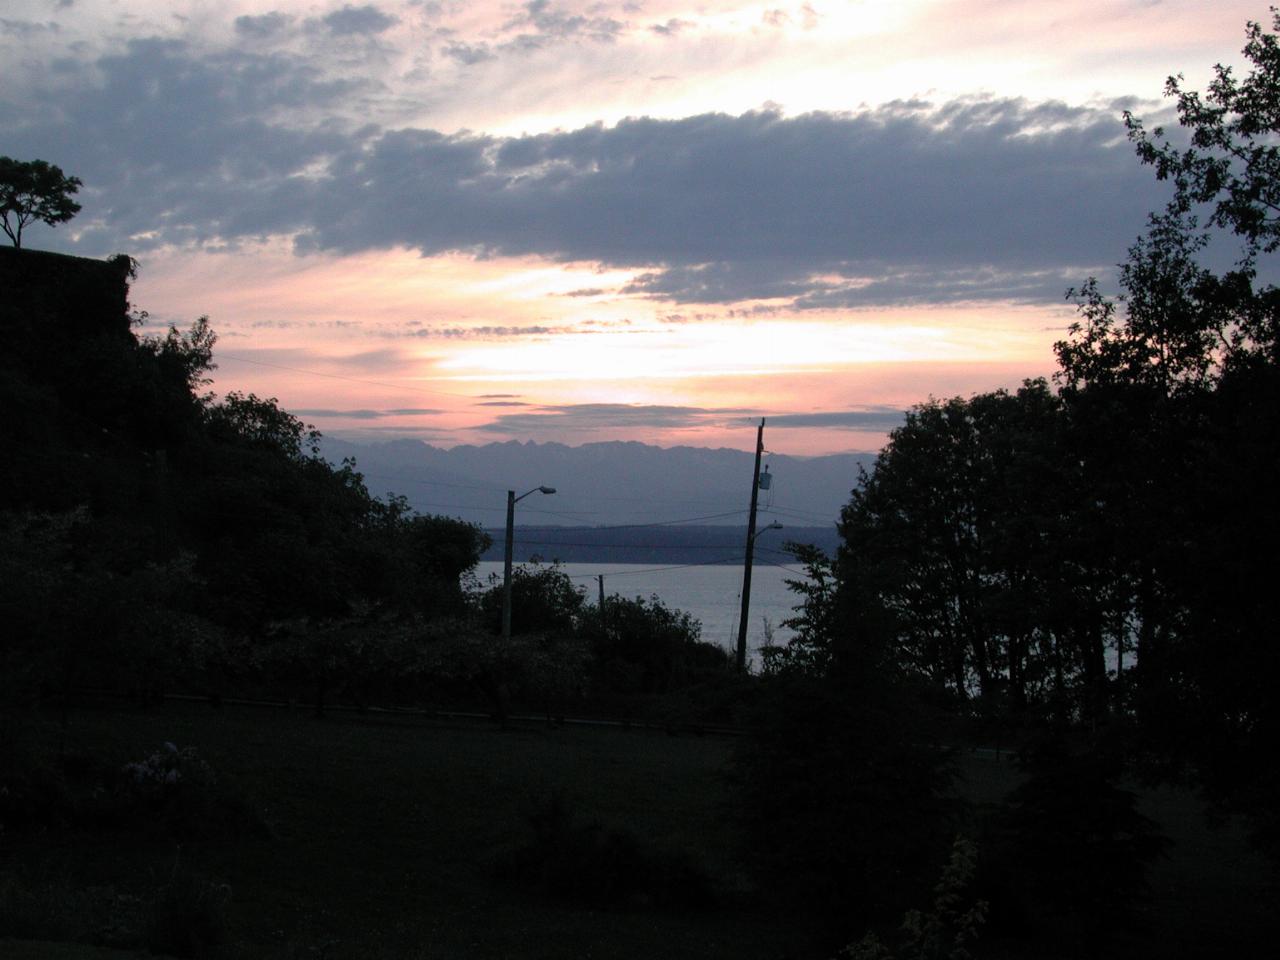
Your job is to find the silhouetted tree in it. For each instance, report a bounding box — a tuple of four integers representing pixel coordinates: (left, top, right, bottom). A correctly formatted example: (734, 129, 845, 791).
(758, 543, 838, 677)
(989, 735, 1167, 953)
(735, 539, 956, 947)
(587, 593, 720, 695)
(0, 157, 82, 248)
(1055, 11, 1280, 856)
(2, 253, 494, 714)
(477, 561, 585, 636)
(834, 381, 1123, 727)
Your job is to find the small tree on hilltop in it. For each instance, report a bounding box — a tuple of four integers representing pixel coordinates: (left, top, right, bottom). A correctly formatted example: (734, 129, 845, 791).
(0, 156, 82, 249)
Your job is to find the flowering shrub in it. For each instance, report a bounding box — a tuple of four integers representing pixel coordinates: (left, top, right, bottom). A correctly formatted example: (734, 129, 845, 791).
(110, 742, 267, 840)
(122, 742, 216, 793)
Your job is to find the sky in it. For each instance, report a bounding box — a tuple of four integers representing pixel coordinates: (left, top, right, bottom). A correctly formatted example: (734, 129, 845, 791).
(2, 1, 1266, 455)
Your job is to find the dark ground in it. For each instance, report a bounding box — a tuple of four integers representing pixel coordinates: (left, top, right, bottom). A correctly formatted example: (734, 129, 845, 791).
(2, 701, 1275, 959)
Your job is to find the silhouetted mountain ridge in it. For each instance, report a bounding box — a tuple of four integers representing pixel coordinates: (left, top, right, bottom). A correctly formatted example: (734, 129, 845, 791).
(320, 436, 873, 531)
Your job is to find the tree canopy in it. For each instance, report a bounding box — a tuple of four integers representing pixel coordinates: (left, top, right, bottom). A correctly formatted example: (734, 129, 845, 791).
(792, 11, 1280, 862)
(746, 19, 1280, 954)
(0, 157, 82, 249)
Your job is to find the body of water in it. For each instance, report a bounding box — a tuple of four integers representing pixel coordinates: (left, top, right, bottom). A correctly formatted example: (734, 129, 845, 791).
(473, 560, 806, 667)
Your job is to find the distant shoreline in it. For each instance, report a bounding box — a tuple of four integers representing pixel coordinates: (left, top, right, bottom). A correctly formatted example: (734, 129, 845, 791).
(479, 524, 839, 565)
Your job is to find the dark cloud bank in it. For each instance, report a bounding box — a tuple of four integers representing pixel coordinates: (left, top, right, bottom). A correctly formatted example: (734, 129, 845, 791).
(292, 402, 905, 438)
(474, 403, 905, 436)
(6, 36, 1167, 307)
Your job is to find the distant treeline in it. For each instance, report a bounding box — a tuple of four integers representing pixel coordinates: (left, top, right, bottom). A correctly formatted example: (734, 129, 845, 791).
(480, 524, 841, 565)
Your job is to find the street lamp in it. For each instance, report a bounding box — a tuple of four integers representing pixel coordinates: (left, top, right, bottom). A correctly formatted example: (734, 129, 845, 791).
(502, 485, 556, 643)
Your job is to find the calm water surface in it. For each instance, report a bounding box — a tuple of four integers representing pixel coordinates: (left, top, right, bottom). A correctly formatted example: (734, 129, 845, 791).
(473, 561, 805, 667)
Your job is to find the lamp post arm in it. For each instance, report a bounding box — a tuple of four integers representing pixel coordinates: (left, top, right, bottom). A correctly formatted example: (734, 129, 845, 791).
(514, 485, 556, 505)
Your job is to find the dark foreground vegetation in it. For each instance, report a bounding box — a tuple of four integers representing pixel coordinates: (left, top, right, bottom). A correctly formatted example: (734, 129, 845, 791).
(4, 12, 1280, 959)
(1, 703, 1275, 960)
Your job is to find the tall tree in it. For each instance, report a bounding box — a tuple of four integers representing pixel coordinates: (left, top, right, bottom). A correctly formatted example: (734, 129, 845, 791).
(1055, 12, 1280, 856)
(0, 157, 82, 248)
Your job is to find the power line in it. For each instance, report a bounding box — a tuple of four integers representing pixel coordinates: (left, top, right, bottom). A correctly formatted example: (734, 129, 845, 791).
(763, 505, 838, 523)
(520, 506, 605, 522)
(756, 558, 811, 576)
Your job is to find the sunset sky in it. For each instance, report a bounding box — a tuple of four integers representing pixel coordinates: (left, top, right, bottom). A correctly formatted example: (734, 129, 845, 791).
(2, 1, 1263, 454)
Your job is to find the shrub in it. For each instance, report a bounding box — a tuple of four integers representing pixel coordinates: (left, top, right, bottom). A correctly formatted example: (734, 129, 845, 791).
(146, 863, 232, 958)
(0, 866, 229, 957)
(93, 742, 270, 840)
(983, 736, 1168, 951)
(733, 669, 957, 943)
(494, 791, 714, 911)
(587, 593, 729, 696)
(0, 742, 76, 834)
(840, 837, 988, 960)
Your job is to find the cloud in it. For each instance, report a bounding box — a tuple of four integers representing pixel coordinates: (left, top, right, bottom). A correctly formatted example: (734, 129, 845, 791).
(478, 402, 752, 434)
(1, 18, 60, 37)
(503, 1, 624, 46)
(476, 402, 907, 437)
(316, 424, 456, 442)
(650, 18, 691, 37)
(234, 12, 292, 40)
(407, 324, 569, 339)
(310, 347, 426, 373)
(292, 407, 442, 419)
(8, 37, 365, 250)
(321, 4, 398, 36)
(211, 345, 428, 384)
(296, 99, 1161, 306)
(442, 41, 495, 65)
(763, 408, 907, 431)
(6, 31, 1167, 309)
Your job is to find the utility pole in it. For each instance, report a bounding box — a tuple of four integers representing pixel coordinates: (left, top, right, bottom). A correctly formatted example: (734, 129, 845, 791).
(502, 485, 556, 645)
(502, 490, 516, 644)
(598, 574, 606, 613)
(736, 418, 765, 672)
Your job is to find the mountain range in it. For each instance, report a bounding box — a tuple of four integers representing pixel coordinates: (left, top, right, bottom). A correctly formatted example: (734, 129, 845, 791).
(319, 437, 875, 532)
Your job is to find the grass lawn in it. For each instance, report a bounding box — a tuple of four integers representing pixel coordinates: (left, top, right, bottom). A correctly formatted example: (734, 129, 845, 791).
(4, 703, 1276, 959)
(4, 702, 817, 959)
(952, 749, 1278, 960)
(0, 940, 152, 959)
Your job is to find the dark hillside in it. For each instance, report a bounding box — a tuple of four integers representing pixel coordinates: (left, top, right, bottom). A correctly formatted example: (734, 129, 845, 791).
(0, 246, 134, 348)
(0, 248, 145, 511)
(0, 251, 488, 717)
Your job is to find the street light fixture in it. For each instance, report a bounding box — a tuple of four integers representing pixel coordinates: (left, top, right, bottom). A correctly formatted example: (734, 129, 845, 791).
(753, 521, 784, 542)
(502, 485, 556, 644)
